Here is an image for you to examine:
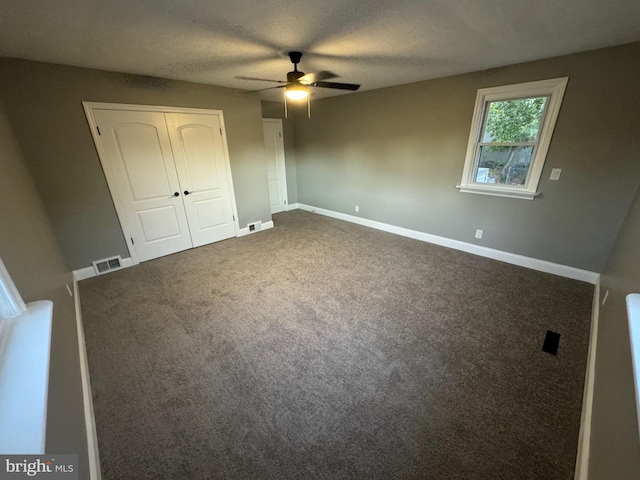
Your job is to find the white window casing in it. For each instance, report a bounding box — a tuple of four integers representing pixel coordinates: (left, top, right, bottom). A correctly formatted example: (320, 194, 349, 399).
(0, 300, 53, 454)
(627, 294, 640, 442)
(457, 77, 569, 200)
(0, 259, 53, 454)
(0, 259, 26, 319)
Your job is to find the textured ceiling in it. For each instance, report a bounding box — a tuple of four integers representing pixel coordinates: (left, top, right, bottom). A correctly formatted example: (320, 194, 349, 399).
(0, 0, 639, 101)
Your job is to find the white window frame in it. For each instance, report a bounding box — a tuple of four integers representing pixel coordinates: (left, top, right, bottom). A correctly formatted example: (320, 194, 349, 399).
(626, 294, 640, 442)
(457, 77, 568, 200)
(0, 259, 52, 454)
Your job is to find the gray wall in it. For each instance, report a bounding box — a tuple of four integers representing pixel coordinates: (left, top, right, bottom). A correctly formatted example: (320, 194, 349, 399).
(261, 101, 299, 204)
(0, 58, 272, 270)
(293, 42, 640, 273)
(0, 101, 89, 477)
(588, 183, 640, 478)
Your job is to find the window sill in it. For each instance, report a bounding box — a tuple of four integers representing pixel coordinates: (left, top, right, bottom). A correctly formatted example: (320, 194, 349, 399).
(0, 300, 53, 454)
(456, 185, 540, 200)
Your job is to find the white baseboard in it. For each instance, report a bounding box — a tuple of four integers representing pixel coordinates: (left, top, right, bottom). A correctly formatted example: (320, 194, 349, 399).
(73, 267, 96, 282)
(294, 203, 600, 284)
(73, 223, 277, 280)
(290, 202, 600, 479)
(286, 203, 301, 211)
(72, 280, 102, 480)
(73, 257, 134, 282)
(574, 279, 601, 480)
(237, 220, 274, 237)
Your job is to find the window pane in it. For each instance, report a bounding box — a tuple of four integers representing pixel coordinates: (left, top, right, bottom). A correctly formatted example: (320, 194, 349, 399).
(474, 146, 534, 186)
(482, 96, 547, 142)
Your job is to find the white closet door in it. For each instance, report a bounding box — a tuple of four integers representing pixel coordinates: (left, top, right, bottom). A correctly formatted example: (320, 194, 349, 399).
(165, 113, 237, 247)
(92, 109, 193, 262)
(262, 119, 288, 214)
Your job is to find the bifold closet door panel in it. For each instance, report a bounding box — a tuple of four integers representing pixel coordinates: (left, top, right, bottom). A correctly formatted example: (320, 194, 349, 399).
(165, 113, 237, 248)
(92, 109, 193, 262)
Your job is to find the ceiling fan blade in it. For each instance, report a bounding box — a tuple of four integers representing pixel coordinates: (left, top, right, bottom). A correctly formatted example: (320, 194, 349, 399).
(299, 70, 338, 84)
(311, 81, 361, 91)
(235, 76, 287, 84)
(243, 85, 286, 94)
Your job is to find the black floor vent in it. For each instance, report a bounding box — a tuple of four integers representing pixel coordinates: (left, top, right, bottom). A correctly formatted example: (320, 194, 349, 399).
(542, 330, 560, 356)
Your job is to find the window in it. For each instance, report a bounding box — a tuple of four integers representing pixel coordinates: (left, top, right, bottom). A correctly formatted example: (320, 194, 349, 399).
(457, 77, 568, 200)
(626, 294, 640, 440)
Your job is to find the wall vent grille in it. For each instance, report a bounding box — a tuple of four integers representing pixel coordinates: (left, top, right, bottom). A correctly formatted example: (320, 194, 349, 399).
(92, 256, 123, 275)
(248, 221, 262, 232)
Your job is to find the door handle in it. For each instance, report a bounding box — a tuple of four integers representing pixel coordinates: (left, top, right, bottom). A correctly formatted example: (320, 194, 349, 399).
(184, 190, 191, 195)
(173, 192, 180, 197)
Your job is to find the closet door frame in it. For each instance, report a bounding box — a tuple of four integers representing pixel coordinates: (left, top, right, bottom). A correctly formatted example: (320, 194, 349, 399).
(82, 101, 240, 266)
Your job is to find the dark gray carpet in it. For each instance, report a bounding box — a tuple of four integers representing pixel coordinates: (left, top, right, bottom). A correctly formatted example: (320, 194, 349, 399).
(80, 210, 593, 479)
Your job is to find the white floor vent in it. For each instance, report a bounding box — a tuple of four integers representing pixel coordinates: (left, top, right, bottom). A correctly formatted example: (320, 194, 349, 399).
(92, 256, 124, 275)
(248, 221, 262, 233)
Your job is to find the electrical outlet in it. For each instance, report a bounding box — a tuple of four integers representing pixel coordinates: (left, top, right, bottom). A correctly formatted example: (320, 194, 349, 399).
(475, 229, 483, 239)
(355, 205, 360, 213)
(550, 168, 562, 181)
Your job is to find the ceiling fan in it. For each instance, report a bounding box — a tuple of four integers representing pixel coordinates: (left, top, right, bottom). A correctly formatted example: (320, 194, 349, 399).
(236, 51, 360, 116)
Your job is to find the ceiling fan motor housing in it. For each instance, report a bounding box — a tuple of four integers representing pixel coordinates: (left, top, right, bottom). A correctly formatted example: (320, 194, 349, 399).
(288, 51, 303, 64)
(287, 51, 305, 83)
(287, 70, 304, 83)
(235, 50, 360, 94)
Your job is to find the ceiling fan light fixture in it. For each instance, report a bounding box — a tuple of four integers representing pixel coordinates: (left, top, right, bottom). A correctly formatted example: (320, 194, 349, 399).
(285, 84, 308, 101)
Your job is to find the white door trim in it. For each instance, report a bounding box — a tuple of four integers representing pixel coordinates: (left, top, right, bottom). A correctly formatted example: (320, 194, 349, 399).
(83, 102, 240, 265)
(83, 102, 237, 116)
(262, 118, 288, 213)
